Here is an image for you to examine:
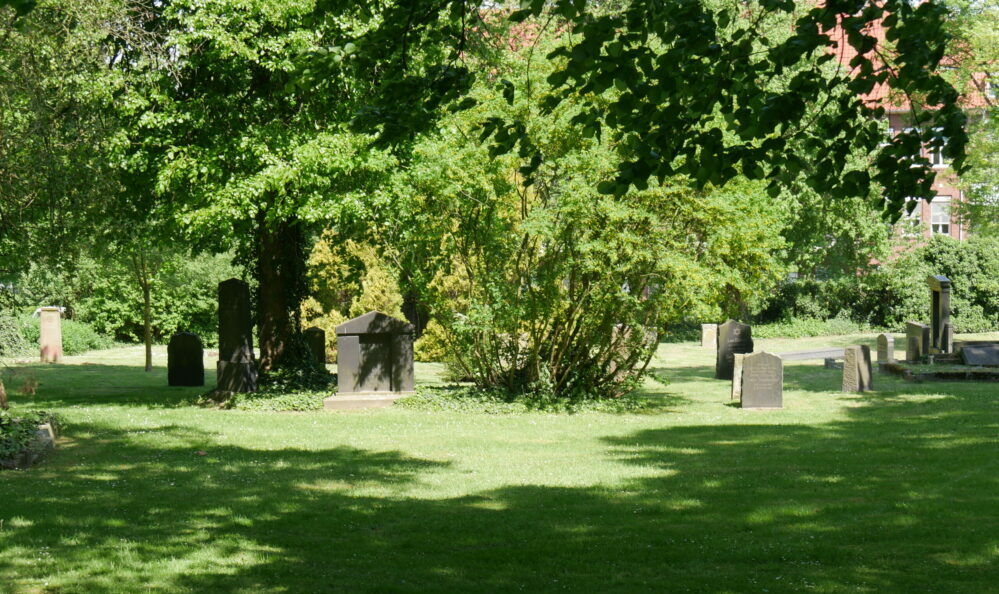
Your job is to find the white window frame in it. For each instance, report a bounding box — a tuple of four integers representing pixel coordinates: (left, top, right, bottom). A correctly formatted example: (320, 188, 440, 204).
(930, 196, 951, 236)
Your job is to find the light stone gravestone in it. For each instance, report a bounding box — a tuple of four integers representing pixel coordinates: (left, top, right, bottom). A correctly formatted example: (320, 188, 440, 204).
(730, 353, 745, 400)
(328, 311, 414, 409)
(701, 323, 718, 349)
(843, 345, 873, 393)
(168, 332, 205, 386)
(304, 326, 326, 366)
(39, 307, 63, 363)
(715, 319, 753, 381)
(905, 322, 930, 363)
(740, 352, 783, 409)
(927, 275, 953, 354)
(876, 333, 894, 367)
(216, 278, 257, 393)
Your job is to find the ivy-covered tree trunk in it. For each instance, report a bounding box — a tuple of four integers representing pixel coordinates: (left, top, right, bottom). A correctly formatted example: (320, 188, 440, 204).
(0, 378, 8, 410)
(256, 217, 305, 371)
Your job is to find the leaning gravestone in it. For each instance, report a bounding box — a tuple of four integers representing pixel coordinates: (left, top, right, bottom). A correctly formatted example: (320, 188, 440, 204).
(905, 322, 930, 363)
(168, 332, 204, 386)
(927, 275, 953, 354)
(303, 326, 326, 366)
(701, 323, 718, 349)
(333, 311, 414, 396)
(39, 307, 63, 363)
(740, 352, 783, 409)
(843, 345, 873, 393)
(216, 278, 257, 393)
(876, 333, 894, 367)
(715, 319, 753, 380)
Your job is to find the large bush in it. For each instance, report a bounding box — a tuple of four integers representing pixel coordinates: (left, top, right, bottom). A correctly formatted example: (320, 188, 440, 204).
(0, 314, 30, 357)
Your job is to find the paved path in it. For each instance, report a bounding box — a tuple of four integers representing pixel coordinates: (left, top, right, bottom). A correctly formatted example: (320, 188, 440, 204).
(777, 347, 845, 361)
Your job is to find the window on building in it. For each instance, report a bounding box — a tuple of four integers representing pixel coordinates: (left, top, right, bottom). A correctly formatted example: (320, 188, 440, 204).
(931, 197, 951, 235)
(929, 127, 949, 167)
(986, 78, 996, 100)
(899, 199, 923, 237)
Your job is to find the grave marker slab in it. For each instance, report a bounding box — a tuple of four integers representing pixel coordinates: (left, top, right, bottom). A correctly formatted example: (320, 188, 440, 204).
(927, 275, 953, 354)
(730, 353, 745, 400)
(216, 278, 257, 393)
(39, 307, 63, 363)
(304, 327, 326, 366)
(876, 333, 894, 366)
(961, 345, 999, 367)
(168, 332, 205, 386)
(843, 345, 873, 392)
(905, 322, 930, 363)
(740, 352, 783, 409)
(701, 323, 718, 349)
(715, 320, 753, 381)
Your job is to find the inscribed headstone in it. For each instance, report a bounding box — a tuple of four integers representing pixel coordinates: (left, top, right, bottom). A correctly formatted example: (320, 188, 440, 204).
(740, 352, 783, 409)
(39, 307, 63, 364)
(876, 333, 894, 366)
(216, 278, 257, 393)
(843, 345, 873, 393)
(715, 320, 753, 381)
(168, 332, 204, 386)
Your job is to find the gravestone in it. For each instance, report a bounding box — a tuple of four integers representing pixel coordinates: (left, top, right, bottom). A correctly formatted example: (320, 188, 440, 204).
(304, 327, 326, 366)
(39, 307, 63, 363)
(927, 275, 953, 354)
(876, 333, 894, 367)
(168, 332, 204, 386)
(216, 278, 257, 393)
(740, 352, 783, 409)
(843, 345, 873, 393)
(730, 353, 745, 400)
(715, 320, 753, 380)
(961, 345, 999, 367)
(905, 322, 930, 363)
(332, 311, 414, 398)
(701, 323, 718, 349)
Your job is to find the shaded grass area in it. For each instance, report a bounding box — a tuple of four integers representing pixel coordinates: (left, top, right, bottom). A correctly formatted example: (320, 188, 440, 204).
(1, 337, 998, 592)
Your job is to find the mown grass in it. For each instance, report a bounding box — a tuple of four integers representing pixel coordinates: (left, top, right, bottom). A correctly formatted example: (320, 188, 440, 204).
(1, 335, 998, 593)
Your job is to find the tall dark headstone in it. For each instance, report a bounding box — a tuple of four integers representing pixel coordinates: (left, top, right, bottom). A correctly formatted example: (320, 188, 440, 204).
(331, 311, 414, 399)
(905, 322, 930, 363)
(304, 326, 326, 366)
(168, 332, 205, 386)
(927, 275, 953, 354)
(843, 345, 873, 393)
(876, 333, 894, 367)
(740, 352, 783, 409)
(217, 278, 257, 393)
(715, 319, 753, 380)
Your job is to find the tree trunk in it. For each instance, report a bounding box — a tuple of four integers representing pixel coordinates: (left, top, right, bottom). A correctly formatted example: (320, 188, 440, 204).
(0, 378, 8, 410)
(143, 281, 153, 372)
(257, 218, 305, 371)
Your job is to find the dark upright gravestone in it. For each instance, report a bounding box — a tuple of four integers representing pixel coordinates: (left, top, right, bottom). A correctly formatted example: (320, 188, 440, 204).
(217, 278, 257, 393)
(715, 319, 753, 380)
(333, 311, 414, 395)
(905, 322, 930, 363)
(927, 275, 953, 354)
(876, 333, 894, 367)
(303, 326, 326, 366)
(843, 345, 873, 393)
(740, 352, 783, 409)
(168, 332, 204, 386)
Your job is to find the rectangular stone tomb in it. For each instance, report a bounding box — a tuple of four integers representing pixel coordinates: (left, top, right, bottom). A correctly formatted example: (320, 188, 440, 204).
(739, 352, 783, 409)
(326, 311, 414, 410)
(961, 345, 999, 367)
(843, 345, 873, 393)
(716, 319, 753, 381)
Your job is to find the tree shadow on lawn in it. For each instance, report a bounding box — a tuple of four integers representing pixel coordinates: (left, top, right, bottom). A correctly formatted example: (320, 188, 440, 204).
(4, 362, 217, 408)
(2, 384, 997, 592)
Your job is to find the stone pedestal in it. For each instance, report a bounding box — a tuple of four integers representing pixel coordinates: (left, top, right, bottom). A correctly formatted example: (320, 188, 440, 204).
(39, 307, 63, 363)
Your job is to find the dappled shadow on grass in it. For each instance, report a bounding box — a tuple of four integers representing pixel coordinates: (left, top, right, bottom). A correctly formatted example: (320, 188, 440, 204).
(1, 380, 997, 591)
(4, 362, 212, 409)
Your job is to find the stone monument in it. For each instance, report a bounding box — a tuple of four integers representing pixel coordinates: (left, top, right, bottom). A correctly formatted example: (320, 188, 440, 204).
(876, 333, 894, 367)
(168, 332, 205, 386)
(739, 352, 783, 409)
(905, 322, 930, 363)
(927, 275, 953, 354)
(304, 326, 326, 366)
(39, 307, 63, 363)
(216, 278, 257, 393)
(701, 323, 718, 349)
(730, 353, 745, 400)
(331, 311, 414, 399)
(715, 319, 753, 380)
(843, 345, 873, 393)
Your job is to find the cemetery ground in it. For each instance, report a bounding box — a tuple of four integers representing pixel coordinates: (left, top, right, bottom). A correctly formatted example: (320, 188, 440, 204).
(2, 335, 998, 593)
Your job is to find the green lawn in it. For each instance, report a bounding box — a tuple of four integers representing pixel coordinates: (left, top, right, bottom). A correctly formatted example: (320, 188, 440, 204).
(2, 335, 998, 592)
